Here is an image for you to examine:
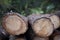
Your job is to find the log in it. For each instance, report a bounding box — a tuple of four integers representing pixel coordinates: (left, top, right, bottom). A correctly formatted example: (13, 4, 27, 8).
(54, 11, 60, 29)
(28, 14, 54, 37)
(0, 26, 9, 40)
(9, 35, 26, 40)
(49, 14, 60, 29)
(15, 34, 26, 40)
(54, 35, 60, 40)
(54, 11, 60, 17)
(2, 12, 28, 35)
(49, 30, 60, 40)
(33, 36, 49, 40)
(39, 14, 60, 29)
(15, 38, 26, 40)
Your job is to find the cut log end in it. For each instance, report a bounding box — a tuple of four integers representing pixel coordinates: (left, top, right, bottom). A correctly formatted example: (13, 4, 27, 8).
(50, 15, 60, 29)
(2, 12, 28, 35)
(33, 18, 53, 37)
(5, 15, 22, 31)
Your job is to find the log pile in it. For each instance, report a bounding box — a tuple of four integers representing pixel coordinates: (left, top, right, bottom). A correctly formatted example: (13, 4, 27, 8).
(28, 13, 60, 37)
(0, 11, 60, 40)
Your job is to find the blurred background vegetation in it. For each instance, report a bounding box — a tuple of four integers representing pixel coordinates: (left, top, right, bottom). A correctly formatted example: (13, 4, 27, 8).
(0, 0, 60, 16)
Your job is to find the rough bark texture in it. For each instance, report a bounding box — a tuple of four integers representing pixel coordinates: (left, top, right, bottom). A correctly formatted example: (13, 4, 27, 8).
(2, 12, 28, 35)
(28, 14, 54, 37)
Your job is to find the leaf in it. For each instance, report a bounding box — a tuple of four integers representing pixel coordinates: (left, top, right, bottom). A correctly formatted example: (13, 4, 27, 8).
(46, 4, 55, 13)
(30, 8, 44, 14)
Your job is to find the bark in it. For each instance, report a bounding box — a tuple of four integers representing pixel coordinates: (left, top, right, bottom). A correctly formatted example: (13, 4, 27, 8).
(38, 14, 60, 29)
(0, 26, 9, 40)
(28, 14, 54, 37)
(36, 13, 60, 29)
(2, 12, 28, 35)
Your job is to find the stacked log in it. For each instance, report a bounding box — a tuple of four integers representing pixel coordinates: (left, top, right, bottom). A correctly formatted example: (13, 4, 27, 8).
(0, 11, 60, 40)
(54, 35, 60, 40)
(2, 12, 28, 35)
(9, 34, 26, 40)
(15, 38, 26, 40)
(54, 11, 60, 29)
(40, 14, 60, 29)
(49, 30, 60, 40)
(28, 14, 53, 37)
(54, 11, 60, 17)
(28, 13, 60, 37)
(0, 26, 9, 40)
(49, 15, 60, 29)
(33, 36, 49, 40)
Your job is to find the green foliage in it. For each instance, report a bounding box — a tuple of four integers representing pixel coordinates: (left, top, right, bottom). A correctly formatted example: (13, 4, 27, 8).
(46, 4, 55, 13)
(0, 0, 60, 16)
(30, 8, 44, 14)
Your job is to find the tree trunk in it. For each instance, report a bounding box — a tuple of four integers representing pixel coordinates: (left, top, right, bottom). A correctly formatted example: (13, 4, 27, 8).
(2, 12, 28, 35)
(28, 14, 54, 37)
